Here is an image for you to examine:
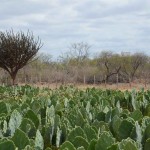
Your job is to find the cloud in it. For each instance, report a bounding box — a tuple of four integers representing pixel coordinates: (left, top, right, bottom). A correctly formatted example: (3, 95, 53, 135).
(0, 0, 150, 59)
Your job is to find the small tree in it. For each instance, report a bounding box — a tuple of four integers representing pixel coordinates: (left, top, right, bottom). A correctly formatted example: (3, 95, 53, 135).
(0, 30, 42, 85)
(96, 51, 121, 83)
(121, 52, 147, 83)
(69, 42, 90, 83)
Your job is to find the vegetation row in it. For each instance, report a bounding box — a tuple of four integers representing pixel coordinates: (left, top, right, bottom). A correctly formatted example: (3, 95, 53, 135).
(0, 85, 150, 149)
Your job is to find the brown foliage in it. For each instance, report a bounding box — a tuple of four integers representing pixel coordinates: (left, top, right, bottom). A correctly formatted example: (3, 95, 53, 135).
(0, 30, 42, 85)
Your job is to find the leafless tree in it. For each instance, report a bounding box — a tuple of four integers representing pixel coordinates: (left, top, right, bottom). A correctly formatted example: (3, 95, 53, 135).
(69, 42, 90, 65)
(38, 53, 52, 65)
(0, 30, 42, 85)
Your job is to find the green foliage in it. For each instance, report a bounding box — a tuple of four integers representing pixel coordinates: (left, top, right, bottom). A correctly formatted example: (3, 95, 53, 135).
(24, 109, 39, 128)
(9, 109, 22, 136)
(0, 140, 16, 150)
(95, 112, 105, 121)
(23, 145, 34, 150)
(19, 118, 36, 138)
(0, 85, 150, 150)
(35, 130, 44, 150)
(83, 125, 97, 142)
(87, 139, 97, 150)
(107, 143, 119, 150)
(45, 148, 52, 150)
(12, 128, 29, 150)
(119, 138, 139, 150)
(0, 102, 8, 115)
(130, 110, 143, 121)
(118, 120, 134, 140)
(144, 138, 150, 150)
(60, 141, 76, 150)
(72, 136, 89, 149)
(110, 115, 122, 140)
(144, 104, 150, 117)
(95, 132, 115, 150)
(143, 124, 150, 144)
(77, 146, 85, 150)
(67, 126, 86, 143)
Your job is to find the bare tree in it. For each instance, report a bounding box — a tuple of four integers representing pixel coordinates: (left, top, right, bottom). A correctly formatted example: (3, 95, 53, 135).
(38, 53, 52, 65)
(69, 42, 91, 83)
(0, 30, 42, 85)
(69, 42, 90, 65)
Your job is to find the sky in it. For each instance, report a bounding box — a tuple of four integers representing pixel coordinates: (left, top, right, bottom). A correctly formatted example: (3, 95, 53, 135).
(0, 0, 150, 59)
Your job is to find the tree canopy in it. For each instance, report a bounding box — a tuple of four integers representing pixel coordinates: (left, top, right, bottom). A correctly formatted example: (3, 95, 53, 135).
(0, 30, 42, 85)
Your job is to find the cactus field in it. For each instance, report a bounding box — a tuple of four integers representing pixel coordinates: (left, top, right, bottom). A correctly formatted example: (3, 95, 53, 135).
(0, 85, 150, 150)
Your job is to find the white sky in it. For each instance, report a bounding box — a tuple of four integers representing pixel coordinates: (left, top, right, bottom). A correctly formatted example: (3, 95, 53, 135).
(0, 0, 150, 59)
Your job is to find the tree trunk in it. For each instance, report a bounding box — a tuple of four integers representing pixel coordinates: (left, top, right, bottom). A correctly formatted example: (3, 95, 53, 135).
(144, 78, 147, 88)
(105, 75, 107, 88)
(83, 75, 86, 84)
(12, 76, 15, 85)
(10, 72, 17, 85)
(116, 73, 119, 89)
(94, 75, 95, 85)
(129, 77, 131, 88)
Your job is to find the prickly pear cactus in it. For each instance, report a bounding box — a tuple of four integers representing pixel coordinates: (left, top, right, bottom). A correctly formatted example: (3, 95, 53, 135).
(77, 146, 85, 150)
(24, 109, 39, 128)
(84, 125, 97, 142)
(72, 136, 89, 149)
(87, 139, 97, 150)
(56, 126, 62, 148)
(60, 141, 76, 150)
(95, 132, 115, 150)
(119, 138, 139, 150)
(46, 105, 55, 125)
(0, 140, 16, 150)
(144, 138, 150, 150)
(35, 130, 44, 150)
(0, 102, 8, 115)
(12, 128, 29, 150)
(23, 145, 34, 150)
(67, 126, 86, 143)
(9, 109, 22, 136)
(118, 119, 134, 140)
